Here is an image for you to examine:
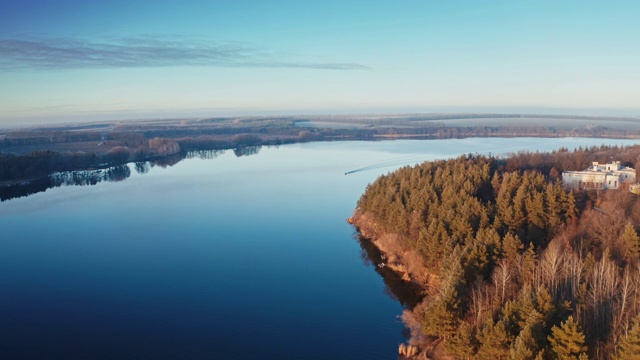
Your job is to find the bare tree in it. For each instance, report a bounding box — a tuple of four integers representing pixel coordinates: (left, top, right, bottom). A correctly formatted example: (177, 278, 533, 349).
(540, 239, 565, 299)
(587, 254, 619, 340)
(565, 252, 584, 314)
(613, 267, 635, 344)
(470, 278, 492, 327)
(492, 259, 513, 305)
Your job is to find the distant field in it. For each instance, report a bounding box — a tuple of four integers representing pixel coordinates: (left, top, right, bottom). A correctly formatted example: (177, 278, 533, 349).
(4, 113, 640, 133)
(3, 113, 640, 158)
(0, 141, 115, 156)
(294, 114, 640, 131)
(295, 121, 373, 130)
(428, 117, 640, 130)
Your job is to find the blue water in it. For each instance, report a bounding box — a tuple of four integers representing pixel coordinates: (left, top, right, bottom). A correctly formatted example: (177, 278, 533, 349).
(0, 138, 637, 359)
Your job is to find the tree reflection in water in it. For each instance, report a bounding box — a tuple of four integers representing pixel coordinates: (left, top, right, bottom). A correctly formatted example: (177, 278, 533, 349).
(355, 234, 425, 309)
(233, 146, 261, 157)
(0, 147, 261, 202)
(0, 165, 130, 202)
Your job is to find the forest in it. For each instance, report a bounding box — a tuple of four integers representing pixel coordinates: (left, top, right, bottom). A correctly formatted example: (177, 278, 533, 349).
(352, 144, 640, 359)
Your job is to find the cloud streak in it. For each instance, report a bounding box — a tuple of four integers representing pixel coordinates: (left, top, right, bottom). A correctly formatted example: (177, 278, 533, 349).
(0, 35, 369, 71)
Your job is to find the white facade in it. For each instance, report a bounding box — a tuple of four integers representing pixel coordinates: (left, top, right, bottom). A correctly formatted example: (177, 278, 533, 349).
(562, 161, 636, 190)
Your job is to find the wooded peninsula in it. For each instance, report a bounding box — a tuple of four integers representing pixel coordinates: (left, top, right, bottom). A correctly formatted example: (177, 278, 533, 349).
(351, 144, 640, 359)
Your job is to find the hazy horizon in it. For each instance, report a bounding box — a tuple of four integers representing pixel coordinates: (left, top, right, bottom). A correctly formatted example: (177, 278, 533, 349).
(2, 106, 640, 131)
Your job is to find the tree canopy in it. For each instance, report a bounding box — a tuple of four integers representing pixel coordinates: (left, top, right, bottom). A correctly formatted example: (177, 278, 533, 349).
(354, 146, 640, 359)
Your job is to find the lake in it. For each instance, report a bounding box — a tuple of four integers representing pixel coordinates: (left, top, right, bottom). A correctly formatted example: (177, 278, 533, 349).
(1, 137, 638, 359)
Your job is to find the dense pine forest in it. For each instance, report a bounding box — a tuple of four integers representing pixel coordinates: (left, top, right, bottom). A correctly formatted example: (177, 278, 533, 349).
(353, 145, 640, 359)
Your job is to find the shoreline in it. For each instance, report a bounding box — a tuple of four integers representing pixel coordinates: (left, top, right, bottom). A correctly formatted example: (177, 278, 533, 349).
(4, 112, 640, 185)
(349, 211, 443, 359)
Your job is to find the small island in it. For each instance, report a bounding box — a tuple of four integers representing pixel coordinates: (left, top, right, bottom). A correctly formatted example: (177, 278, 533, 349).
(350, 144, 640, 359)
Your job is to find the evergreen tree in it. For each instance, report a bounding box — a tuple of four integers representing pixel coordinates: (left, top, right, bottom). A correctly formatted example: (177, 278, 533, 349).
(477, 319, 511, 360)
(510, 185, 528, 233)
(425, 254, 468, 340)
(510, 326, 536, 360)
(501, 300, 524, 337)
(525, 191, 546, 244)
(613, 314, 640, 360)
(565, 191, 577, 219)
(515, 310, 547, 357)
(423, 297, 456, 337)
(503, 233, 524, 267)
(521, 244, 537, 285)
(544, 183, 563, 235)
(621, 223, 640, 262)
(548, 316, 588, 360)
(535, 286, 555, 327)
(444, 320, 476, 359)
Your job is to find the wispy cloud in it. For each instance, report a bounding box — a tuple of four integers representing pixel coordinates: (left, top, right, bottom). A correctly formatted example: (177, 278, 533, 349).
(0, 35, 369, 71)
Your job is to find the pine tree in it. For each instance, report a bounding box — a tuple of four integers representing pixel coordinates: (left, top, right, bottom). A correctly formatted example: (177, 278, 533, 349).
(525, 191, 546, 244)
(510, 326, 536, 360)
(477, 319, 511, 360)
(503, 233, 524, 267)
(516, 284, 536, 328)
(621, 223, 640, 262)
(515, 309, 546, 357)
(548, 316, 588, 360)
(422, 279, 461, 340)
(565, 191, 577, 219)
(497, 172, 522, 231)
(544, 183, 563, 234)
(521, 243, 537, 285)
(444, 320, 476, 359)
(613, 314, 640, 360)
(510, 185, 528, 233)
(535, 286, 555, 324)
(422, 295, 458, 339)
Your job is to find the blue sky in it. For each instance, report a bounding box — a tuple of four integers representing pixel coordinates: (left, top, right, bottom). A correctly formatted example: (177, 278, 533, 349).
(1, 0, 639, 125)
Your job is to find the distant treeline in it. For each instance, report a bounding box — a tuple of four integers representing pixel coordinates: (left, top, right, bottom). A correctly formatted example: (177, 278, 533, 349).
(370, 124, 640, 139)
(3, 119, 640, 149)
(0, 150, 103, 181)
(3, 117, 640, 184)
(353, 144, 640, 359)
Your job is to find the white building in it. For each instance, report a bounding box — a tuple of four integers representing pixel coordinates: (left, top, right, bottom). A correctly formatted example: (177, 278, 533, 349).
(562, 161, 636, 190)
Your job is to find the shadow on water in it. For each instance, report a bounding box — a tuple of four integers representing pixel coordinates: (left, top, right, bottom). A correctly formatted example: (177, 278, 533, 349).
(0, 147, 261, 202)
(0, 165, 131, 202)
(233, 145, 261, 157)
(355, 234, 425, 310)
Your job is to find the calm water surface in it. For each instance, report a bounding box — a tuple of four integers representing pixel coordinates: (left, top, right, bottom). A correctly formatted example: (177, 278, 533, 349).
(0, 138, 637, 359)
